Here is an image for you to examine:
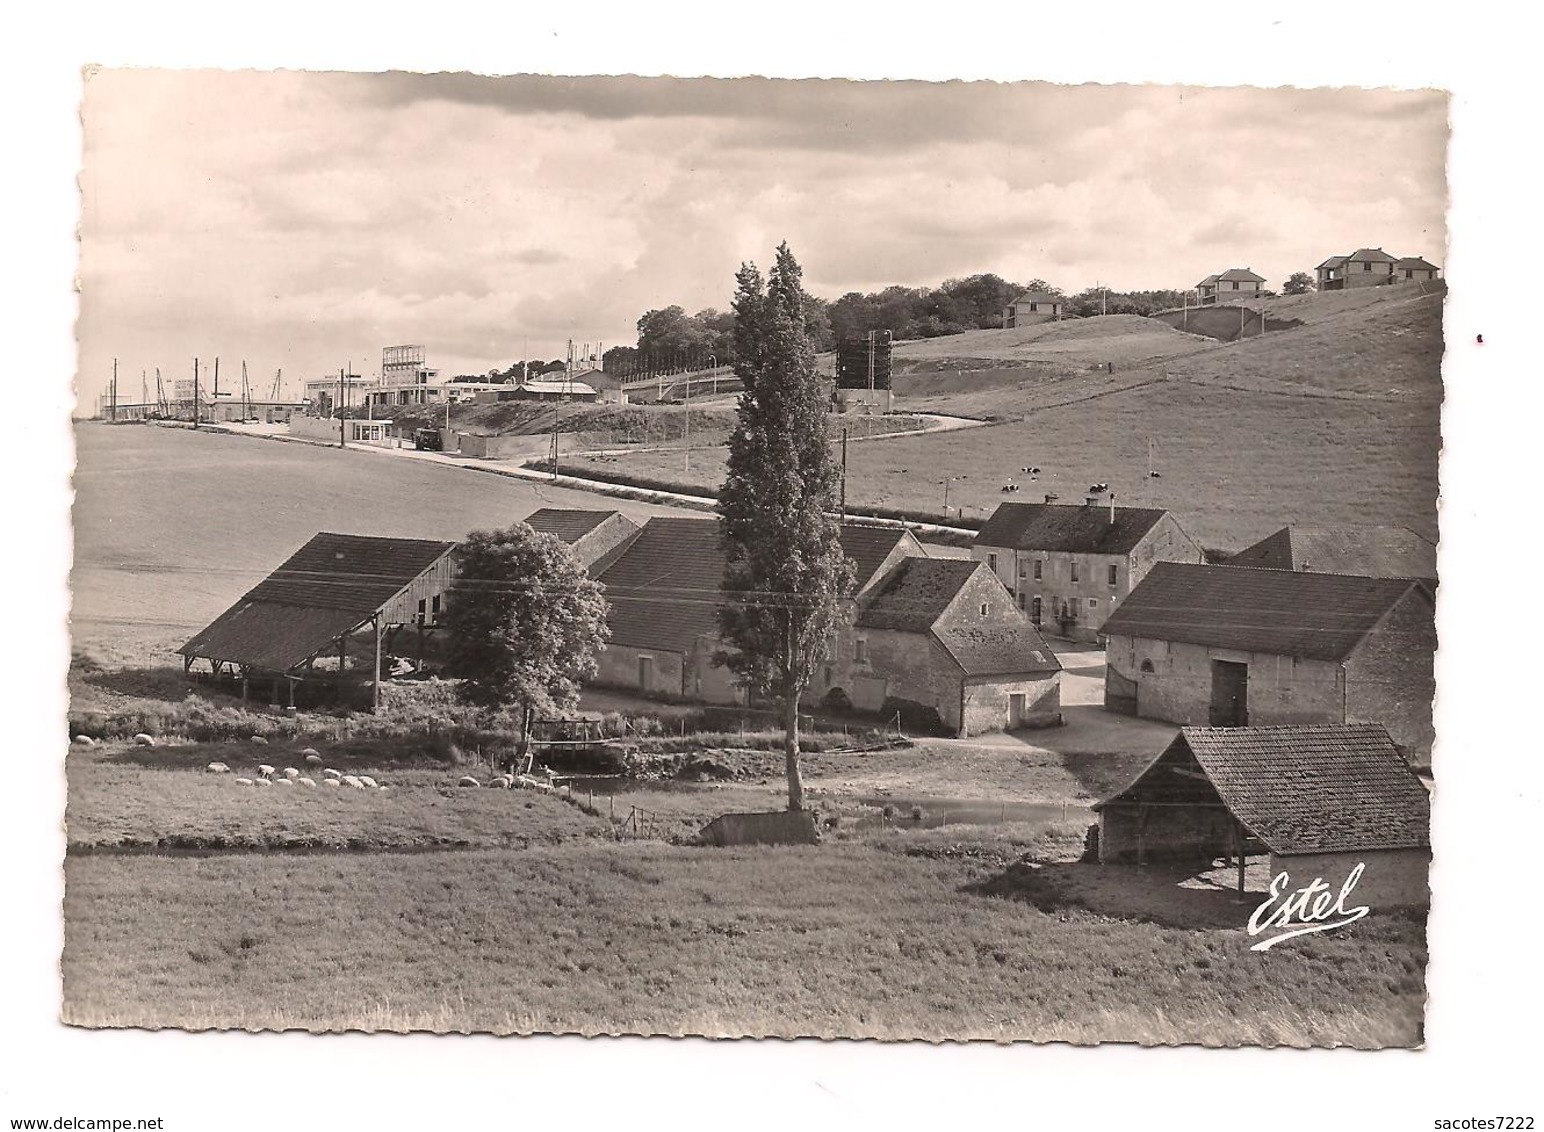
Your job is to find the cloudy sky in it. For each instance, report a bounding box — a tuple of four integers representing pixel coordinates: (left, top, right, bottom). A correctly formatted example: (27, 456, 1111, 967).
(77, 71, 1447, 405)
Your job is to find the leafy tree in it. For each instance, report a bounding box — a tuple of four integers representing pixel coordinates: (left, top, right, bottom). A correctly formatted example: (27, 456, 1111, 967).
(444, 524, 610, 745)
(717, 243, 856, 812)
(1283, 272, 1315, 296)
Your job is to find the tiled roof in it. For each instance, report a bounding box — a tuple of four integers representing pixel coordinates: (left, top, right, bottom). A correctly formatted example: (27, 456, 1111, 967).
(1394, 256, 1440, 271)
(840, 524, 918, 591)
(1097, 725, 1430, 855)
(1346, 247, 1397, 264)
(524, 508, 619, 544)
(1316, 255, 1348, 270)
(179, 601, 373, 674)
(1228, 525, 1437, 581)
(974, 501, 1168, 555)
(1099, 562, 1427, 661)
(594, 517, 725, 654)
(1011, 291, 1061, 305)
(1197, 274, 1220, 287)
(237, 533, 455, 614)
(856, 557, 982, 633)
(1217, 268, 1266, 283)
(935, 623, 1061, 677)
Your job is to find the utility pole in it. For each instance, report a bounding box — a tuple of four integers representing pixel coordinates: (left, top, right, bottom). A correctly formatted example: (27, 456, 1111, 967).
(155, 367, 164, 415)
(683, 355, 691, 474)
(338, 367, 346, 448)
(192, 356, 199, 428)
(840, 426, 849, 520)
(212, 357, 219, 421)
(866, 330, 876, 393)
(109, 358, 117, 421)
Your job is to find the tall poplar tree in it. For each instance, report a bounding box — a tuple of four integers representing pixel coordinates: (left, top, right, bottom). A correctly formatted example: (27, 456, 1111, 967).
(717, 243, 855, 811)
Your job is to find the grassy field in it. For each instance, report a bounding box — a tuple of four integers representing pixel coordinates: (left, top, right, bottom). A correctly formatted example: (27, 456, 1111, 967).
(567, 287, 1442, 549)
(61, 842, 1424, 1044)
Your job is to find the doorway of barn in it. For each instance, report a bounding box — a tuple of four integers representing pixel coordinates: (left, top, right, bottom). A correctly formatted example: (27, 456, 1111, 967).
(1209, 660, 1249, 726)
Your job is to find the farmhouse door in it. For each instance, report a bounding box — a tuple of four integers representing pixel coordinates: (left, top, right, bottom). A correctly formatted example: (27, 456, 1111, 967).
(638, 656, 654, 692)
(1009, 693, 1026, 729)
(1209, 660, 1249, 726)
(1031, 596, 1042, 626)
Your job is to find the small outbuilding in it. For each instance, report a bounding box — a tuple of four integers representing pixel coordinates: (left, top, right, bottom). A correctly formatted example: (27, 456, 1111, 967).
(1093, 724, 1430, 907)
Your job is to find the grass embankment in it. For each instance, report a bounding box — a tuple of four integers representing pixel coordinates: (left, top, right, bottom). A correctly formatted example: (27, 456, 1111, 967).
(61, 842, 1424, 1044)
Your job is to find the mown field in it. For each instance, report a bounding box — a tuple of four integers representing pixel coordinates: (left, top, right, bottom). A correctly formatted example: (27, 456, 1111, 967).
(567, 287, 1443, 550)
(62, 841, 1425, 1044)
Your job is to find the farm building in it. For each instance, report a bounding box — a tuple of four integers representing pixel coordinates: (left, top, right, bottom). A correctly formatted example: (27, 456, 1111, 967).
(590, 514, 926, 708)
(971, 491, 1205, 642)
(1227, 524, 1437, 585)
(178, 532, 458, 709)
(1093, 725, 1430, 907)
(1196, 268, 1265, 305)
(853, 556, 1062, 734)
(522, 508, 642, 573)
(1002, 291, 1064, 327)
(1099, 563, 1436, 761)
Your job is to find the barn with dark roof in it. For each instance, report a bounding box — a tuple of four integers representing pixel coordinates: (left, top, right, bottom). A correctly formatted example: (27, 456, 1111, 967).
(178, 532, 459, 708)
(1100, 562, 1436, 761)
(972, 492, 1204, 642)
(854, 556, 1061, 734)
(523, 507, 641, 573)
(587, 514, 926, 706)
(1093, 725, 1430, 906)
(1227, 524, 1437, 585)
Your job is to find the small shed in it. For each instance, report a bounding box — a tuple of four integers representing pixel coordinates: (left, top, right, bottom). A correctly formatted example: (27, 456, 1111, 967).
(1093, 725, 1431, 907)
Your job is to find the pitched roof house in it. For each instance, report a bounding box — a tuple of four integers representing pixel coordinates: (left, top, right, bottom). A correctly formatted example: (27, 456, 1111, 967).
(1317, 247, 1431, 290)
(1093, 724, 1431, 906)
(1002, 290, 1064, 328)
(972, 494, 1205, 642)
(178, 532, 459, 706)
(1393, 255, 1442, 282)
(523, 508, 641, 573)
(1227, 524, 1437, 584)
(1196, 268, 1265, 305)
(1099, 563, 1436, 760)
(854, 557, 1061, 734)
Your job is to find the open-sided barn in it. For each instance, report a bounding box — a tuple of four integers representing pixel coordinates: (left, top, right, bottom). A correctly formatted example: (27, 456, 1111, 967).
(1094, 724, 1431, 907)
(178, 532, 458, 708)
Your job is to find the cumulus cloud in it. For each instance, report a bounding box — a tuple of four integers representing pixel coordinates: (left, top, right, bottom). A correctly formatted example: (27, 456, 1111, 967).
(77, 70, 1447, 406)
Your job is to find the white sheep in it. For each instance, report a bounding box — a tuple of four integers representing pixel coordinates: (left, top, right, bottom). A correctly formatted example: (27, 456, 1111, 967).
(274, 777, 294, 787)
(256, 764, 276, 778)
(297, 777, 316, 788)
(491, 774, 513, 789)
(358, 775, 378, 789)
(300, 747, 320, 758)
(72, 735, 96, 747)
(255, 777, 273, 787)
(457, 775, 480, 788)
(234, 777, 255, 786)
(321, 777, 341, 787)
(303, 753, 324, 767)
(341, 775, 365, 789)
(250, 735, 269, 746)
(205, 762, 231, 774)
(283, 767, 300, 779)
(323, 767, 342, 779)
(132, 733, 156, 748)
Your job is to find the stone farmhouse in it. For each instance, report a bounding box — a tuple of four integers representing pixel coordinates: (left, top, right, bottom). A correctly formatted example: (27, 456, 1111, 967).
(1196, 268, 1265, 305)
(852, 557, 1062, 734)
(1093, 724, 1431, 907)
(578, 510, 1060, 736)
(971, 491, 1205, 642)
(1315, 247, 1441, 291)
(1228, 524, 1437, 586)
(1099, 563, 1436, 761)
(523, 507, 641, 573)
(1002, 291, 1064, 328)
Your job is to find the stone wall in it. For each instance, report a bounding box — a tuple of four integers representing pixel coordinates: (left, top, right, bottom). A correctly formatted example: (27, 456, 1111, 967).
(1267, 848, 1430, 908)
(593, 644, 686, 699)
(1098, 802, 1237, 863)
(961, 673, 1061, 735)
(1343, 589, 1437, 762)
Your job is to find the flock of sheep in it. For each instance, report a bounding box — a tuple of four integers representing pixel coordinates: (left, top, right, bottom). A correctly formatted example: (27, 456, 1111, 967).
(202, 746, 389, 791)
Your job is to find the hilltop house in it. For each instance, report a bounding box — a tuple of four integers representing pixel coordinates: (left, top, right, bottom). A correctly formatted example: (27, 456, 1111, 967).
(971, 491, 1205, 642)
(1099, 562, 1436, 761)
(1093, 724, 1430, 906)
(523, 508, 641, 573)
(853, 557, 1062, 734)
(1196, 268, 1265, 305)
(1394, 256, 1442, 283)
(1002, 291, 1064, 328)
(1316, 247, 1415, 290)
(1227, 524, 1437, 586)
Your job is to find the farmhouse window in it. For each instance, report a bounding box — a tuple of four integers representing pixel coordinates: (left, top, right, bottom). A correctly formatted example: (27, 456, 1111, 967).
(416, 598, 427, 624)
(1363, 262, 1371, 271)
(1088, 598, 1099, 611)
(980, 602, 989, 616)
(1033, 560, 1043, 581)
(1231, 281, 1239, 290)
(1017, 591, 1026, 612)
(1070, 561, 1080, 583)
(431, 595, 441, 615)
(1029, 302, 1038, 312)
(855, 638, 868, 664)
(988, 553, 998, 573)
(1108, 564, 1118, 587)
